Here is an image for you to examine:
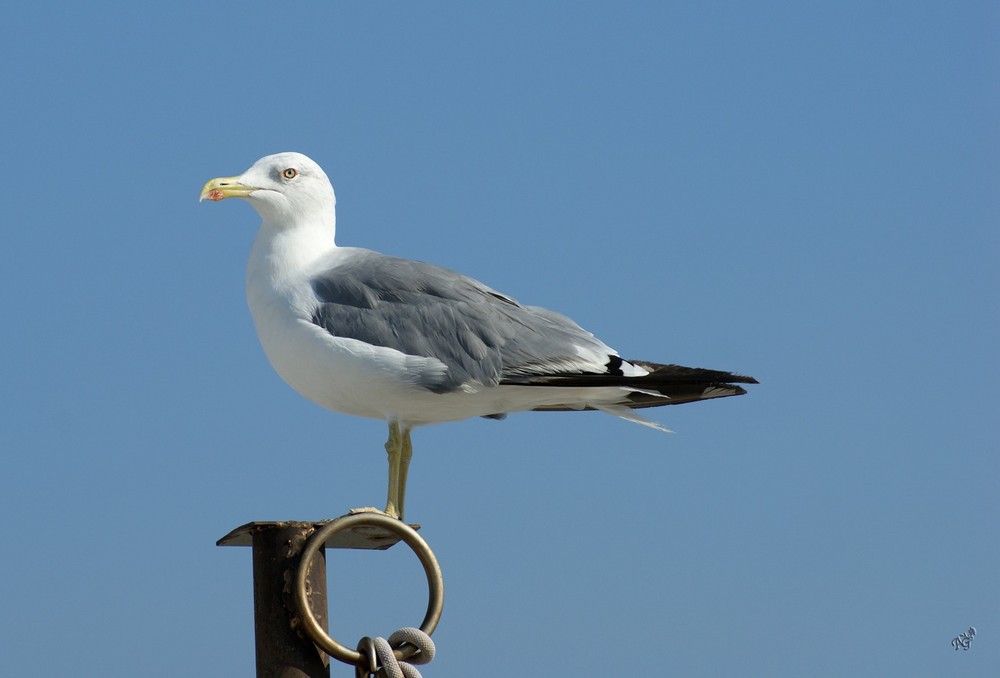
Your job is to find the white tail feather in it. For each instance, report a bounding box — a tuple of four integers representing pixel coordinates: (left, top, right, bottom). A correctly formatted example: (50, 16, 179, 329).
(592, 403, 673, 433)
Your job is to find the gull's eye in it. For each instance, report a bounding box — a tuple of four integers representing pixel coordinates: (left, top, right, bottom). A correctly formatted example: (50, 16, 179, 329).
(282, 168, 298, 180)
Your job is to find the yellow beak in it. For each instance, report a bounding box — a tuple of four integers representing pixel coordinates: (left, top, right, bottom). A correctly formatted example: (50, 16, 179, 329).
(199, 176, 256, 202)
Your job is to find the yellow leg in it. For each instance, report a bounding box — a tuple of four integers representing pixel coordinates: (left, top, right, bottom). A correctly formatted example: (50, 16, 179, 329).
(383, 422, 413, 521)
(396, 428, 413, 521)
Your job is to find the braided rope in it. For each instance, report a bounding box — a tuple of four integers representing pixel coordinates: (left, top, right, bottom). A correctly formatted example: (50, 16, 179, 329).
(364, 627, 436, 678)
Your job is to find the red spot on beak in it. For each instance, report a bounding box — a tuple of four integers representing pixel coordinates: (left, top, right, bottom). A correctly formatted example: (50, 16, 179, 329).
(208, 189, 225, 202)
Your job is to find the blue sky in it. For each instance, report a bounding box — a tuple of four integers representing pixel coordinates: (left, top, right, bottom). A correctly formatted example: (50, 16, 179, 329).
(1, 2, 997, 675)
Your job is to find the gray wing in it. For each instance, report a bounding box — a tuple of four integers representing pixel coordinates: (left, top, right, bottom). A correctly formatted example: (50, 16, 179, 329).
(309, 249, 616, 393)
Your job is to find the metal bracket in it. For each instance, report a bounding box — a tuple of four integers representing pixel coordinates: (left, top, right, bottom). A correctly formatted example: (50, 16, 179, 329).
(218, 515, 441, 678)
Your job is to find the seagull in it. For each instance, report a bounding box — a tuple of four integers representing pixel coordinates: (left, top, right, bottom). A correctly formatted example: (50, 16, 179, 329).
(201, 152, 756, 520)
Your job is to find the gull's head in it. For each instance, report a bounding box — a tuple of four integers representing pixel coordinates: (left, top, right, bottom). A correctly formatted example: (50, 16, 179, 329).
(200, 152, 336, 228)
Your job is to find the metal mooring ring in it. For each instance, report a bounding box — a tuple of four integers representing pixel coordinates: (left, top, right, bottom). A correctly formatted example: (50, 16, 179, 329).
(293, 513, 444, 666)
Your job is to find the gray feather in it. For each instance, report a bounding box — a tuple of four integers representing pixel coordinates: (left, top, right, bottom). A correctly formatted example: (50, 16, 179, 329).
(309, 249, 614, 393)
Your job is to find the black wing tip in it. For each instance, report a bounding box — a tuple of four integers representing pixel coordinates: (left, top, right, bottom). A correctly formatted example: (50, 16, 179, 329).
(627, 361, 758, 386)
(498, 362, 758, 404)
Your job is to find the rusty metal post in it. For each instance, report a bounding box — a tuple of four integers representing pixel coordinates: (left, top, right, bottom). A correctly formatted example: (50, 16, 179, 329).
(220, 522, 330, 678)
(219, 517, 426, 677)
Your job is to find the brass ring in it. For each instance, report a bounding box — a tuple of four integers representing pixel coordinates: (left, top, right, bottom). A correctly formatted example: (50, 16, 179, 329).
(293, 513, 444, 666)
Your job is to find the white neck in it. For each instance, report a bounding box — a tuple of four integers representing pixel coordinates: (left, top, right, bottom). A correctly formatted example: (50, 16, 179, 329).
(247, 215, 337, 289)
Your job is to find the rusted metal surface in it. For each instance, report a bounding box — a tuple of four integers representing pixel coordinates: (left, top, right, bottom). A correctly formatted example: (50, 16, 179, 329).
(218, 517, 425, 677)
(218, 519, 419, 550)
(246, 523, 330, 678)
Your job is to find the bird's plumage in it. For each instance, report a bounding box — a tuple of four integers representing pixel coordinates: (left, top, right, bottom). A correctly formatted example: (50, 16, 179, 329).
(309, 247, 632, 394)
(201, 151, 756, 518)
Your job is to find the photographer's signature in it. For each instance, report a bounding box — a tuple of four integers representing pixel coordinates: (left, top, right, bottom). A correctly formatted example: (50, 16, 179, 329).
(951, 627, 976, 651)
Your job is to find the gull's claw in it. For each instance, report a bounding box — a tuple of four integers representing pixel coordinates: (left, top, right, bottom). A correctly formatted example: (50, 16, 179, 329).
(348, 505, 400, 520)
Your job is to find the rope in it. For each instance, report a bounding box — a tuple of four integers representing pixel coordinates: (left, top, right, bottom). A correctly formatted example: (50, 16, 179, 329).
(361, 627, 436, 678)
